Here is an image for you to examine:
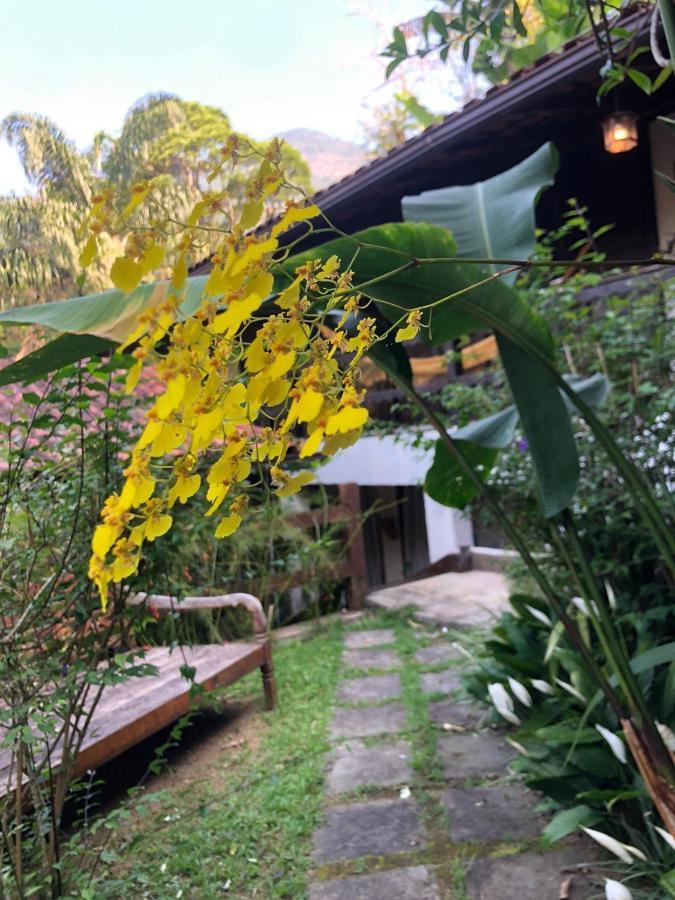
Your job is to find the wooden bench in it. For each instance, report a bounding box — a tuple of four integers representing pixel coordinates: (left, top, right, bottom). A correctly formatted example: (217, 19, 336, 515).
(0, 592, 275, 795)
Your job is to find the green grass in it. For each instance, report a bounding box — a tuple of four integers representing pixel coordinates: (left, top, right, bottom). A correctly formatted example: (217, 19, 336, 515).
(71, 623, 344, 899)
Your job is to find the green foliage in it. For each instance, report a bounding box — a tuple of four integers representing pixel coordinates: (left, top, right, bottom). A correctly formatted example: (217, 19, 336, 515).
(63, 625, 345, 899)
(402, 141, 559, 285)
(382, 0, 586, 84)
(462, 594, 675, 877)
(381, 1, 671, 98)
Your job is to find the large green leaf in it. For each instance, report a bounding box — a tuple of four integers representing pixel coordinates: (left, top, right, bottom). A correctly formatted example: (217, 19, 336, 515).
(0, 333, 115, 386)
(401, 142, 559, 284)
(424, 374, 609, 512)
(0, 276, 209, 342)
(499, 335, 578, 515)
(285, 220, 589, 516)
(283, 222, 554, 358)
(425, 442, 498, 508)
(541, 805, 600, 843)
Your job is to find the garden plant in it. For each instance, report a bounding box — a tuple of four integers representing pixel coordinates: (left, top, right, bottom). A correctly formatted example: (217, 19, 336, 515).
(0, 2, 673, 896)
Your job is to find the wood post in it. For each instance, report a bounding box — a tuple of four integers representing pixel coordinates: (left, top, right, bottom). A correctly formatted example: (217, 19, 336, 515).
(260, 645, 277, 711)
(338, 482, 368, 611)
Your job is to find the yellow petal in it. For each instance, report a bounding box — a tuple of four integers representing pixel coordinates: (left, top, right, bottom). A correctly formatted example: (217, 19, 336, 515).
(121, 183, 150, 219)
(276, 279, 300, 310)
(79, 235, 98, 268)
(296, 389, 323, 423)
(129, 524, 145, 545)
(235, 458, 251, 482)
(172, 252, 188, 290)
(247, 271, 274, 300)
(95, 575, 109, 610)
(263, 378, 290, 407)
(150, 424, 186, 457)
(208, 454, 236, 485)
(222, 434, 246, 458)
(112, 557, 139, 582)
(211, 294, 263, 337)
(92, 524, 119, 558)
(325, 407, 369, 435)
(131, 476, 154, 506)
(275, 471, 315, 497)
(265, 350, 296, 381)
(231, 237, 278, 276)
(155, 376, 186, 419)
(167, 473, 201, 507)
(191, 408, 226, 452)
(125, 359, 143, 394)
(245, 336, 269, 373)
(317, 255, 339, 279)
(145, 514, 172, 541)
(118, 320, 148, 354)
(137, 419, 163, 450)
(111, 257, 143, 293)
(187, 199, 208, 227)
(299, 428, 324, 459)
(205, 483, 231, 516)
(119, 478, 137, 510)
(140, 242, 165, 273)
(277, 318, 309, 349)
(395, 324, 418, 343)
(239, 198, 264, 230)
(271, 204, 320, 238)
(214, 513, 241, 538)
(322, 428, 363, 455)
(222, 382, 248, 419)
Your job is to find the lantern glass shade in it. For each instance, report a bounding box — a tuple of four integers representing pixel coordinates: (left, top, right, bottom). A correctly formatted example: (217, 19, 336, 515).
(602, 111, 638, 154)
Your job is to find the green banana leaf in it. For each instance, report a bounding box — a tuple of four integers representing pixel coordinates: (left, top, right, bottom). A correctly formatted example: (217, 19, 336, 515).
(0, 333, 115, 387)
(0, 276, 209, 342)
(401, 142, 559, 284)
(424, 374, 609, 510)
(282, 222, 554, 355)
(283, 221, 579, 516)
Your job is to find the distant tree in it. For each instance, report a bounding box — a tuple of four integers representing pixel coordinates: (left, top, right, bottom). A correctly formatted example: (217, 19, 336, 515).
(0, 94, 312, 309)
(362, 90, 443, 155)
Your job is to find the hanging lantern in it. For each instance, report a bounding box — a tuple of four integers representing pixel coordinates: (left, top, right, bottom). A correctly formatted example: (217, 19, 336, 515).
(602, 111, 638, 154)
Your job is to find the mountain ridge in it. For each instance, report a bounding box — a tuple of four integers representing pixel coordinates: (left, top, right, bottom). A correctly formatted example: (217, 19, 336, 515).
(277, 128, 370, 190)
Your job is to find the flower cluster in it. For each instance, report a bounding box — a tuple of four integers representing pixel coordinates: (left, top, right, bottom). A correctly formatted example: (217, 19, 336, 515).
(83, 142, 384, 607)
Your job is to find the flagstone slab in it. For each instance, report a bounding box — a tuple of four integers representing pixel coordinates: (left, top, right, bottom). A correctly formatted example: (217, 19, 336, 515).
(343, 647, 400, 670)
(329, 704, 408, 740)
(440, 784, 545, 842)
(367, 571, 509, 627)
(465, 849, 594, 899)
(337, 673, 401, 704)
(344, 629, 396, 649)
(309, 866, 441, 899)
(312, 798, 427, 862)
(415, 642, 463, 666)
(437, 732, 513, 779)
(326, 740, 412, 794)
(428, 698, 484, 729)
(421, 668, 463, 695)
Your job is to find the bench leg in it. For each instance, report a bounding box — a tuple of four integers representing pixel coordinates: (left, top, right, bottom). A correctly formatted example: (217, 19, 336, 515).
(261, 651, 277, 711)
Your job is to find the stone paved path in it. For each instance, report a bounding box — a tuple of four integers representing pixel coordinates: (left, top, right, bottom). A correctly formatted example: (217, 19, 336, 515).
(308, 623, 599, 899)
(366, 572, 510, 627)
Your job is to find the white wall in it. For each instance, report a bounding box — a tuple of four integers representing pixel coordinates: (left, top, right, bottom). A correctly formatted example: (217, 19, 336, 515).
(650, 116, 675, 253)
(315, 432, 474, 561)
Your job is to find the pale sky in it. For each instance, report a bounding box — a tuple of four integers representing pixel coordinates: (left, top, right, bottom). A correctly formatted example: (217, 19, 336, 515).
(0, 0, 453, 195)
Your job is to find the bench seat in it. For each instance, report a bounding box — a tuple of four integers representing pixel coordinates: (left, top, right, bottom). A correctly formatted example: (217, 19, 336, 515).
(0, 593, 275, 797)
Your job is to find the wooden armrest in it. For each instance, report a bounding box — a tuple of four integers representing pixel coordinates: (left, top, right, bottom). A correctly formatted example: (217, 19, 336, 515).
(130, 592, 267, 635)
